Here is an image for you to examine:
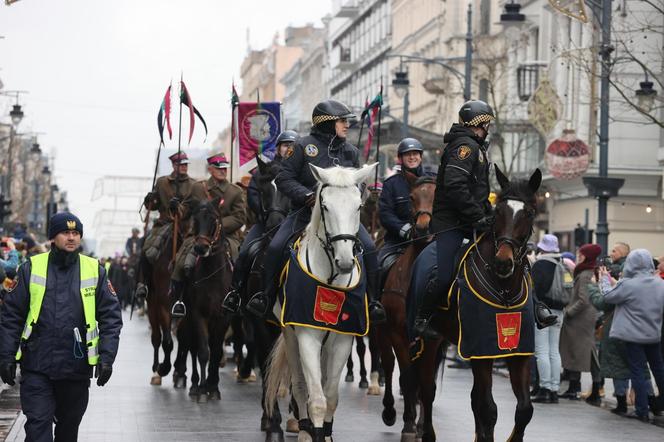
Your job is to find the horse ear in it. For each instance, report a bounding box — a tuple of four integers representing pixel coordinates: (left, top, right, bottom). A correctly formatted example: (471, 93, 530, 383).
(354, 162, 378, 185)
(494, 164, 510, 191)
(309, 163, 327, 184)
(256, 155, 267, 174)
(403, 170, 418, 188)
(529, 168, 542, 193)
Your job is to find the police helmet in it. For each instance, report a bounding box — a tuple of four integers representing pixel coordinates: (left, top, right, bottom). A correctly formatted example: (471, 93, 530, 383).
(458, 100, 495, 128)
(397, 138, 424, 156)
(276, 130, 298, 145)
(311, 99, 356, 126)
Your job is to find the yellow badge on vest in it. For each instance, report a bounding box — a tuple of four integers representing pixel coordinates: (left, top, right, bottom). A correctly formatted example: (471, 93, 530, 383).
(305, 144, 319, 157)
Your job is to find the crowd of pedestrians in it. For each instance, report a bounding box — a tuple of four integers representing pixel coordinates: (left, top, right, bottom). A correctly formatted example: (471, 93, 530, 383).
(529, 235, 664, 423)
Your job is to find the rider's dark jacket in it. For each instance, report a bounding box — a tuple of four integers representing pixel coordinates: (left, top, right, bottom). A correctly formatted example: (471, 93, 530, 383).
(432, 124, 491, 232)
(379, 165, 434, 244)
(276, 128, 360, 208)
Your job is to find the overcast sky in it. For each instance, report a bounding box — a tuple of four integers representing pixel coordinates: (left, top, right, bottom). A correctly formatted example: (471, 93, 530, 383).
(0, 0, 331, 235)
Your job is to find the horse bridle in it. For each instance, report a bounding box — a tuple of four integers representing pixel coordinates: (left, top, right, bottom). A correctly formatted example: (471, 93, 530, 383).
(195, 184, 225, 250)
(490, 197, 536, 265)
(311, 183, 363, 284)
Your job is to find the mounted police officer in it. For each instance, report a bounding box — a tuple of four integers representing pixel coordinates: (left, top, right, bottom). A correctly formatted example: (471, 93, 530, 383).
(223, 130, 297, 313)
(0, 212, 123, 441)
(378, 137, 434, 266)
(169, 152, 246, 317)
(137, 152, 197, 298)
(245, 99, 386, 324)
(413, 100, 556, 339)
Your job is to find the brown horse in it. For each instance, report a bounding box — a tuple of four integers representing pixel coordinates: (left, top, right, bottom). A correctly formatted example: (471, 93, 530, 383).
(412, 167, 542, 442)
(143, 222, 183, 385)
(375, 173, 436, 439)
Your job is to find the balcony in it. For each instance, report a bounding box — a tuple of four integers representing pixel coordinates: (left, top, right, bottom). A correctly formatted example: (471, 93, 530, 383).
(335, 0, 360, 18)
(517, 62, 547, 102)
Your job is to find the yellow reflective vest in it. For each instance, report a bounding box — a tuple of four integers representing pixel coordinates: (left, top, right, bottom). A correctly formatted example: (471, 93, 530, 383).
(15, 252, 100, 365)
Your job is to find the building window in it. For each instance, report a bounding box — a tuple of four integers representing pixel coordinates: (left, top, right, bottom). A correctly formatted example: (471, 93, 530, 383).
(480, 0, 491, 35)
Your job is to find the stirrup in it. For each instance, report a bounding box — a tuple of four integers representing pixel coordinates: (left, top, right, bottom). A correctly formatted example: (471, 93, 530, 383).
(414, 316, 441, 340)
(221, 289, 242, 313)
(369, 301, 387, 325)
(135, 283, 148, 298)
(246, 292, 269, 318)
(171, 300, 186, 318)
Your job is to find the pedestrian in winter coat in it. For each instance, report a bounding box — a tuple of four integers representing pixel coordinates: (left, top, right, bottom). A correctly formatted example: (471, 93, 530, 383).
(602, 249, 664, 421)
(559, 243, 602, 399)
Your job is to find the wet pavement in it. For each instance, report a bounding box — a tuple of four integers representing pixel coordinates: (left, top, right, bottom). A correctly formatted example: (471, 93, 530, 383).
(3, 310, 664, 441)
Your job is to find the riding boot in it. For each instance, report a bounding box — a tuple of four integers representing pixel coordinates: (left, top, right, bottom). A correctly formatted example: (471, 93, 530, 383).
(169, 280, 186, 318)
(611, 395, 628, 415)
(222, 285, 243, 314)
(366, 273, 387, 325)
(246, 289, 271, 318)
(534, 301, 558, 329)
(413, 283, 442, 340)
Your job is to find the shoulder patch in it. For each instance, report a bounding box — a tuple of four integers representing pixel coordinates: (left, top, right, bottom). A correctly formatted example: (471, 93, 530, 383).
(304, 144, 319, 157)
(284, 145, 295, 159)
(457, 145, 472, 161)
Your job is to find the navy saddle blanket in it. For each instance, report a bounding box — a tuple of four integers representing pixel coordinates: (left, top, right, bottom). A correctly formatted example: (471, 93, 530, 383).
(279, 249, 369, 336)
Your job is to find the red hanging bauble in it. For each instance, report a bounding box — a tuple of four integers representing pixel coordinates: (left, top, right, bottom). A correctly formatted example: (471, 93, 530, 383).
(545, 129, 590, 180)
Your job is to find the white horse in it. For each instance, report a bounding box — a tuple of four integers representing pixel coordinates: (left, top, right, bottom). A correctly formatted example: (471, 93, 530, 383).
(265, 163, 378, 442)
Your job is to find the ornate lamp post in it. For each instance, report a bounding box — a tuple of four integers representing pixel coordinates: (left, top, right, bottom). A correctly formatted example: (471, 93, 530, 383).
(392, 66, 410, 138)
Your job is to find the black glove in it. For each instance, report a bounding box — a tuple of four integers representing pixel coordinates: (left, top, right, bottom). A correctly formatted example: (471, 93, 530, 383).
(0, 362, 16, 386)
(304, 193, 316, 208)
(143, 192, 156, 207)
(472, 215, 495, 232)
(95, 363, 113, 387)
(168, 197, 181, 212)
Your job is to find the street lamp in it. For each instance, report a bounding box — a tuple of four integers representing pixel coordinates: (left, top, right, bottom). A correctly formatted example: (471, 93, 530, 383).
(9, 104, 23, 126)
(30, 141, 42, 161)
(392, 67, 410, 137)
(635, 79, 657, 113)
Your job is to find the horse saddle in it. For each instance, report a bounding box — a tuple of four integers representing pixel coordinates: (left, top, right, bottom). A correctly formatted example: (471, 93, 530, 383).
(378, 250, 403, 294)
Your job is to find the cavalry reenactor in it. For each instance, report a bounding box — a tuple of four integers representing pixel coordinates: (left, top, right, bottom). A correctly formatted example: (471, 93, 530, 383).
(0, 212, 123, 441)
(244, 99, 386, 324)
(169, 152, 246, 317)
(223, 130, 298, 313)
(413, 100, 557, 340)
(377, 137, 434, 265)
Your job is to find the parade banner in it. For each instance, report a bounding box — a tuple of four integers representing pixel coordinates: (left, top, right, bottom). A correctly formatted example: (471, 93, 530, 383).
(361, 93, 382, 161)
(157, 84, 172, 145)
(180, 80, 208, 144)
(237, 101, 281, 166)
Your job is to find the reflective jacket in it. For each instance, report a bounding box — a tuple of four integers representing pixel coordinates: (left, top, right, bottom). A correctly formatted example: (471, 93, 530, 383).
(0, 251, 122, 380)
(432, 124, 491, 232)
(276, 129, 359, 208)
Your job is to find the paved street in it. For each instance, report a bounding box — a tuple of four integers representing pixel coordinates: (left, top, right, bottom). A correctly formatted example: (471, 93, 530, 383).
(4, 311, 664, 441)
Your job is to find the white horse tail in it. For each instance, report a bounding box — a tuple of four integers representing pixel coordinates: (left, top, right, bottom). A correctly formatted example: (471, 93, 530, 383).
(264, 333, 290, 417)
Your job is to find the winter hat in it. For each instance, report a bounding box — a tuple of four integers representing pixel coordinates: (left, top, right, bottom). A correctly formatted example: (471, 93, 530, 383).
(579, 243, 602, 263)
(48, 212, 83, 239)
(561, 251, 575, 262)
(537, 234, 560, 253)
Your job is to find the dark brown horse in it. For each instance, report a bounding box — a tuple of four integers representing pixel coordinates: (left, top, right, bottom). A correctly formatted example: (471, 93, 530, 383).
(412, 167, 542, 442)
(144, 222, 183, 385)
(375, 173, 436, 439)
(178, 198, 233, 402)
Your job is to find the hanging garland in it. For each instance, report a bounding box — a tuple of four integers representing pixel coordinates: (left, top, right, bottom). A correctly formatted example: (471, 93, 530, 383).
(548, 0, 588, 23)
(528, 76, 563, 138)
(545, 129, 590, 180)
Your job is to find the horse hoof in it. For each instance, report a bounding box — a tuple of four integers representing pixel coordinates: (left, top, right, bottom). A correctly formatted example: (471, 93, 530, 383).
(197, 393, 208, 404)
(157, 362, 172, 377)
(173, 374, 187, 389)
(297, 430, 312, 442)
(219, 357, 226, 368)
(265, 430, 285, 442)
(359, 378, 369, 389)
(150, 373, 162, 386)
(207, 389, 221, 401)
(286, 418, 299, 434)
(261, 415, 270, 432)
(382, 407, 397, 426)
(188, 386, 199, 397)
(400, 433, 417, 442)
(345, 373, 354, 383)
(367, 385, 382, 396)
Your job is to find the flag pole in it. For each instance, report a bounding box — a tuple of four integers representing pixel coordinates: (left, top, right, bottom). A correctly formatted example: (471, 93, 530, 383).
(230, 82, 237, 183)
(374, 82, 383, 186)
(357, 105, 365, 161)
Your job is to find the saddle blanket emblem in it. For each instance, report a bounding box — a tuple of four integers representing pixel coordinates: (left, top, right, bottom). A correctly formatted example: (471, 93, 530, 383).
(279, 248, 368, 336)
(304, 144, 319, 157)
(456, 265, 534, 360)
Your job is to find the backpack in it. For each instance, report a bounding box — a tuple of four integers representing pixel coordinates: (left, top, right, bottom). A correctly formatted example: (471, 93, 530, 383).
(538, 256, 573, 307)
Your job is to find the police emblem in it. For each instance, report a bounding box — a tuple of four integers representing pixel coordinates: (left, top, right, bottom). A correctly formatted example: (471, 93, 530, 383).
(284, 145, 294, 159)
(304, 144, 319, 157)
(457, 146, 472, 160)
(66, 220, 77, 230)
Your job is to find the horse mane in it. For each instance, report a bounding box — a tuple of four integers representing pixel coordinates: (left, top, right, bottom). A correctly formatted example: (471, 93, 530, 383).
(496, 179, 536, 207)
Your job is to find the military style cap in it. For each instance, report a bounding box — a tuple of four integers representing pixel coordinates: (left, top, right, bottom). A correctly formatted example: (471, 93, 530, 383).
(169, 152, 190, 164)
(207, 153, 230, 169)
(458, 100, 495, 128)
(311, 99, 356, 126)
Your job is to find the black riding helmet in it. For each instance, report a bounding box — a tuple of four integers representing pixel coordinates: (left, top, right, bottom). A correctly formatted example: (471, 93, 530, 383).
(312, 99, 356, 135)
(397, 137, 424, 156)
(276, 130, 298, 145)
(458, 100, 495, 128)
